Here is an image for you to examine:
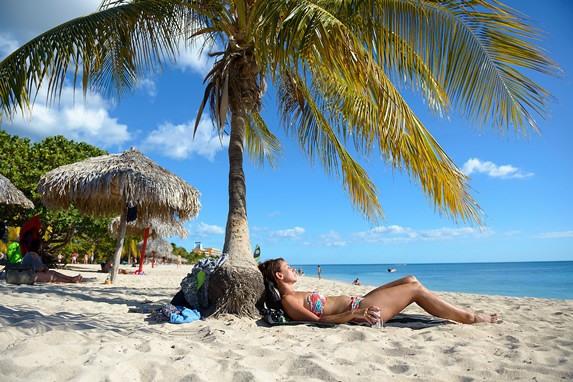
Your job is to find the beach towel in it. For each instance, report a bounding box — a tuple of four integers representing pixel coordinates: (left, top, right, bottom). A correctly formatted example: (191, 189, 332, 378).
(261, 310, 449, 329)
(150, 303, 202, 324)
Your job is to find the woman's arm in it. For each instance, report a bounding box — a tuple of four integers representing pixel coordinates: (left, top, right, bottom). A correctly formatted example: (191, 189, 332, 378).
(281, 294, 377, 324)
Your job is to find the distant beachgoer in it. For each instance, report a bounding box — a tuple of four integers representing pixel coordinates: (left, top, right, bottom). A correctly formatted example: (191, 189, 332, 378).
(22, 252, 83, 283)
(259, 258, 498, 325)
(90, 254, 94, 264)
(176, 254, 182, 268)
(353, 278, 362, 286)
(84, 253, 88, 264)
(71, 252, 78, 264)
(317, 265, 322, 280)
(21, 240, 82, 283)
(100, 259, 112, 273)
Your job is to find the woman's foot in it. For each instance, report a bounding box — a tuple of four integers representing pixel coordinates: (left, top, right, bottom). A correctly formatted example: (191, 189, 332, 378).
(473, 313, 498, 323)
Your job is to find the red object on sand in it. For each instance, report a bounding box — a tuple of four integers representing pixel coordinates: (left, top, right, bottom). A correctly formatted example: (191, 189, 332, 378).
(19, 215, 41, 255)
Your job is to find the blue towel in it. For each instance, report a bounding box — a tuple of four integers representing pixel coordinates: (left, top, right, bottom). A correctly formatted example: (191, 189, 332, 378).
(169, 307, 201, 324)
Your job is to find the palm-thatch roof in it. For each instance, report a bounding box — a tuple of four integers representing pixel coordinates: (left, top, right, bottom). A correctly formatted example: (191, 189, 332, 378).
(0, 174, 34, 208)
(37, 147, 200, 222)
(108, 216, 189, 239)
(138, 237, 174, 257)
(36, 147, 200, 283)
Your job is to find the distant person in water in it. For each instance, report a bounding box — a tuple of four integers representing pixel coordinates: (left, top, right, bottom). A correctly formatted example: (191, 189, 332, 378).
(259, 258, 498, 325)
(353, 278, 362, 286)
(317, 265, 322, 280)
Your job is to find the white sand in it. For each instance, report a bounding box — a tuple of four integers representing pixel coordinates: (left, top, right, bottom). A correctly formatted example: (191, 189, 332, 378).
(1, 264, 572, 381)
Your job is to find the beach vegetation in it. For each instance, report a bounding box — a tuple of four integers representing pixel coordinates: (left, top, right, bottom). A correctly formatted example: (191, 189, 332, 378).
(0, 131, 115, 260)
(0, 1, 560, 317)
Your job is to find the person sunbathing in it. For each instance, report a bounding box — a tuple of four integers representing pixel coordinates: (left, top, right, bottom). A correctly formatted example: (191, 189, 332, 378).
(258, 258, 498, 325)
(22, 252, 82, 283)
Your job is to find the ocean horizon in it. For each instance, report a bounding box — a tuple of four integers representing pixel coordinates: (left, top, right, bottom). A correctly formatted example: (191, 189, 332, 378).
(291, 261, 573, 300)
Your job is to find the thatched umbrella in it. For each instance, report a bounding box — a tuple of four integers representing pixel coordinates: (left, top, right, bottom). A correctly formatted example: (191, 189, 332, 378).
(37, 147, 200, 283)
(138, 237, 173, 255)
(108, 216, 189, 239)
(0, 174, 34, 208)
(109, 215, 188, 273)
(137, 237, 176, 266)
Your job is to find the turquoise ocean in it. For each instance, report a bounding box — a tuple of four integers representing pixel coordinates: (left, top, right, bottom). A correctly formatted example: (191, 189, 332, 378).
(291, 261, 573, 300)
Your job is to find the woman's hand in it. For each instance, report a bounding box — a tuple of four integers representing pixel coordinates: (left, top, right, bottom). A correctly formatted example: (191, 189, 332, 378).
(354, 305, 382, 324)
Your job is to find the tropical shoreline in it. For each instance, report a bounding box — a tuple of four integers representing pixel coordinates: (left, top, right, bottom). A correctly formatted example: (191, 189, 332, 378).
(292, 261, 573, 300)
(1, 264, 572, 381)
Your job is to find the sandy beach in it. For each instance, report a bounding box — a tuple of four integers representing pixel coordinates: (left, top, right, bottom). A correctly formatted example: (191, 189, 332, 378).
(1, 264, 572, 381)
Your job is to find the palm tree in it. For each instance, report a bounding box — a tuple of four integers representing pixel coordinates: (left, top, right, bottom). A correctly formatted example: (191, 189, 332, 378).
(0, 0, 560, 317)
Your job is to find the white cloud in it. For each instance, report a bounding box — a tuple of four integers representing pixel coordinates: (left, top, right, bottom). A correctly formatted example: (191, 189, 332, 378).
(140, 118, 229, 160)
(0, 33, 19, 58)
(462, 158, 533, 179)
(316, 230, 347, 247)
(0, 0, 102, 48)
(2, 86, 130, 148)
(192, 222, 225, 237)
(174, 36, 219, 77)
(537, 231, 573, 239)
(270, 227, 305, 240)
(352, 225, 493, 244)
(137, 78, 157, 98)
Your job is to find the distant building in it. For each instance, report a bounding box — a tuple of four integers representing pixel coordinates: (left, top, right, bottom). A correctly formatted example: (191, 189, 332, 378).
(192, 241, 221, 257)
(203, 248, 222, 257)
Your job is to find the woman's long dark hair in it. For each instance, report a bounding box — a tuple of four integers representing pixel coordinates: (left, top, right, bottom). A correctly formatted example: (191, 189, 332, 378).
(258, 258, 284, 286)
(257, 258, 284, 312)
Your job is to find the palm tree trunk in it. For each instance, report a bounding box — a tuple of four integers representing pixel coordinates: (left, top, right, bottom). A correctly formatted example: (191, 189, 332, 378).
(207, 106, 264, 317)
(223, 109, 251, 257)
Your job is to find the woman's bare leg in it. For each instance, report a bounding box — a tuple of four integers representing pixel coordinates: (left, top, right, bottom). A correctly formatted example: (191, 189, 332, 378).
(361, 279, 498, 324)
(365, 275, 419, 295)
(35, 271, 82, 283)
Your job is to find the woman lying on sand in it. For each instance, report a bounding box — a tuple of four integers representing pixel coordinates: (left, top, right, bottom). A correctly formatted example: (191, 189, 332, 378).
(22, 251, 83, 283)
(21, 239, 82, 283)
(259, 258, 498, 325)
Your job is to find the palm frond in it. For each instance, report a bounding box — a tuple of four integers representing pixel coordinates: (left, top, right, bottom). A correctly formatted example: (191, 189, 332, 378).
(370, 0, 561, 133)
(245, 112, 282, 168)
(0, 0, 191, 122)
(277, 67, 383, 222)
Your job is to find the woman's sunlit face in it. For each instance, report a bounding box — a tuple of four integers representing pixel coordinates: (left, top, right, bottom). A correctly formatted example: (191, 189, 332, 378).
(279, 261, 297, 282)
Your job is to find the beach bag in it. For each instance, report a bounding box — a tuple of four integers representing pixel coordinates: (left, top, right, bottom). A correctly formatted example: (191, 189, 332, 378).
(5, 264, 35, 285)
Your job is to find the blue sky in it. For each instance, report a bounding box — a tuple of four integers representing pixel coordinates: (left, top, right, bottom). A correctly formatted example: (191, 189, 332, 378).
(0, 1, 571, 265)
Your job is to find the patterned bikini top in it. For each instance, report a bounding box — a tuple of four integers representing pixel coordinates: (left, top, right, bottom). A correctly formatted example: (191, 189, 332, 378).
(306, 291, 327, 317)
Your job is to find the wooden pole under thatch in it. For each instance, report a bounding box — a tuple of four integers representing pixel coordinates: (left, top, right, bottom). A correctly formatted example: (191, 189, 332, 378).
(112, 210, 128, 283)
(108, 215, 188, 274)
